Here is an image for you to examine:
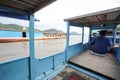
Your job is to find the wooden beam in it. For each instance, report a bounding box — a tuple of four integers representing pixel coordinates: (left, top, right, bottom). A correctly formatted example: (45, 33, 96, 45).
(0, 6, 28, 15)
(11, 0, 35, 8)
(34, 0, 56, 12)
(102, 14, 107, 21)
(96, 16, 103, 22)
(64, 7, 120, 21)
(96, 16, 102, 22)
(79, 18, 90, 23)
(116, 14, 120, 20)
(76, 19, 86, 23)
(86, 16, 99, 22)
(87, 20, 120, 26)
(0, 0, 28, 11)
(21, 0, 39, 6)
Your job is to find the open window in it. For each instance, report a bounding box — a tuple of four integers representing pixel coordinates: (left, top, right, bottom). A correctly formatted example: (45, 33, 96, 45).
(34, 22, 66, 59)
(83, 27, 90, 44)
(69, 26, 82, 45)
(0, 16, 29, 63)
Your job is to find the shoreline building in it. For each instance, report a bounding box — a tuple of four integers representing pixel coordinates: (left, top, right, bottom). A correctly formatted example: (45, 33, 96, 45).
(43, 32, 66, 38)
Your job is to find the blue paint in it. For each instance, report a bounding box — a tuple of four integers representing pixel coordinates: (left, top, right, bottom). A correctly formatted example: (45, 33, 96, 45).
(90, 23, 116, 30)
(0, 30, 22, 37)
(33, 57, 53, 78)
(83, 43, 89, 50)
(54, 52, 65, 68)
(29, 12, 35, 80)
(43, 63, 67, 80)
(29, 52, 66, 80)
(0, 4, 120, 80)
(82, 26, 84, 44)
(113, 26, 117, 45)
(117, 47, 120, 63)
(34, 32, 44, 38)
(68, 43, 83, 59)
(0, 58, 29, 80)
(0, 6, 28, 20)
(0, 30, 43, 38)
(0, 11, 28, 20)
(0, 2, 68, 80)
(65, 21, 70, 61)
(69, 21, 84, 27)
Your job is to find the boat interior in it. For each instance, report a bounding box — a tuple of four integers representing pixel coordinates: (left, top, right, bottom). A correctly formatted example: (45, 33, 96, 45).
(0, 0, 120, 80)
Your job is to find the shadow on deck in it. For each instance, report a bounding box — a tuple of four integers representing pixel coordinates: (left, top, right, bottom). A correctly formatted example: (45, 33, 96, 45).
(69, 50, 120, 80)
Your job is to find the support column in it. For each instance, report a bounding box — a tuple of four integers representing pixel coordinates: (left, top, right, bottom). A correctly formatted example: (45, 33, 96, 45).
(82, 26, 84, 44)
(65, 21, 70, 61)
(29, 11, 35, 80)
(113, 24, 117, 46)
(89, 27, 92, 42)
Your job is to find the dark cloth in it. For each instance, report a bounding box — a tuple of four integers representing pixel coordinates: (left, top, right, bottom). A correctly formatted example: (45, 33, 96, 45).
(90, 36, 113, 54)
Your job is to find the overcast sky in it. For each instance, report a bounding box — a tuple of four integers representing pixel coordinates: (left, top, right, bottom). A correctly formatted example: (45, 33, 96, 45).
(34, 0, 120, 32)
(0, 0, 120, 32)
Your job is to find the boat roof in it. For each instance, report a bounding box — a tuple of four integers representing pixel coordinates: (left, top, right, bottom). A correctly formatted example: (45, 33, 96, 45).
(0, 0, 56, 20)
(64, 7, 120, 26)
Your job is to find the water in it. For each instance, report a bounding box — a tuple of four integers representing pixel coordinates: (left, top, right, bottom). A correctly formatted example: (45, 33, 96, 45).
(0, 35, 89, 63)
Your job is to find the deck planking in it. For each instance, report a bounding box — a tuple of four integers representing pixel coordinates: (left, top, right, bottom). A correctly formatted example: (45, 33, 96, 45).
(69, 50, 120, 80)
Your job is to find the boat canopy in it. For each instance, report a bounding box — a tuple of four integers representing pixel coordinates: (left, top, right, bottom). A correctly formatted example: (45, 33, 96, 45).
(64, 7, 120, 26)
(0, 0, 56, 20)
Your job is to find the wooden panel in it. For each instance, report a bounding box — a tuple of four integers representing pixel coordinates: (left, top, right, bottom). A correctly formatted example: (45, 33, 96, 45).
(21, 0, 39, 6)
(69, 50, 120, 80)
(107, 12, 120, 20)
(0, 0, 56, 13)
(0, 0, 27, 11)
(87, 16, 100, 22)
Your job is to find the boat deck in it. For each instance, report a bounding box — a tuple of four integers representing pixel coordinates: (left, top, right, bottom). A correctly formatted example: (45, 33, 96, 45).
(69, 50, 120, 80)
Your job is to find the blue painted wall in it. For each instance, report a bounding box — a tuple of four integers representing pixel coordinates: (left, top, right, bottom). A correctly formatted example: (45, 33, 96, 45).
(0, 30, 43, 38)
(0, 58, 29, 80)
(34, 32, 44, 38)
(68, 43, 84, 59)
(31, 52, 66, 79)
(0, 52, 66, 80)
(117, 47, 120, 62)
(0, 30, 22, 37)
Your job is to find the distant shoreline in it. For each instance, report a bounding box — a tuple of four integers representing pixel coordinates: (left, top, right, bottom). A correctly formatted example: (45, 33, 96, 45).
(0, 37, 66, 43)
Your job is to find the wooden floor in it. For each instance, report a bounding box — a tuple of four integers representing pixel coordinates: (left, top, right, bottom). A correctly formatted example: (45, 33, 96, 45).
(69, 50, 120, 80)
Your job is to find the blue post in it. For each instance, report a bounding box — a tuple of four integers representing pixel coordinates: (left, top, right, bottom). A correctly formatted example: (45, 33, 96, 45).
(82, 26, 84, 44)
(65, 21, 70, 61)
(113, 24, 117, 46)
(89, 27, 92, 42)
(53, 56, 55, 69)
(29, 11, 35, 80)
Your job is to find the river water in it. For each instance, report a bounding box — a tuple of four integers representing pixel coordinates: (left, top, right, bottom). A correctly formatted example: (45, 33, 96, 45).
(0, 35, 88, 63)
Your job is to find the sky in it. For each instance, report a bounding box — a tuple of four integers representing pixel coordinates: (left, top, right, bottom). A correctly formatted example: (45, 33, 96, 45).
(0, 0, 120, 33)
(34, 0, 120, 32)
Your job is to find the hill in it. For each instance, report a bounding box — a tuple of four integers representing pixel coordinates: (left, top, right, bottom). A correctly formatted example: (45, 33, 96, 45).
(43, 29, 64, 33)
(70, 31, 81, 35)
(0, 23, 66, 33)
(0, 23, 42, 32)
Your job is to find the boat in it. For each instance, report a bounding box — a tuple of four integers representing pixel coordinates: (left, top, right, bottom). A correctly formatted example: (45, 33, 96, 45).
(0, 0, 120, 80)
